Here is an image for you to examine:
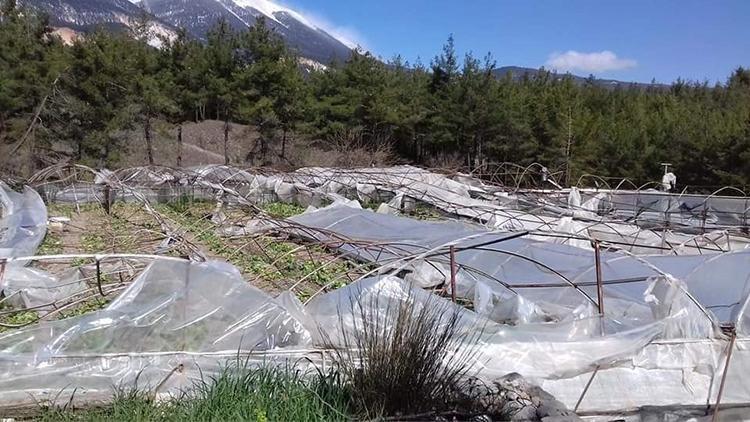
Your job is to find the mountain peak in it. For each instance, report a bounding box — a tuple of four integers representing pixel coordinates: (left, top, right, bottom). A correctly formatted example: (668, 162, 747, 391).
(140, 0, 354, 63)
(233, 0, 310, 28)
(26, 0, 355, 64)
(231, 0, 357, 50)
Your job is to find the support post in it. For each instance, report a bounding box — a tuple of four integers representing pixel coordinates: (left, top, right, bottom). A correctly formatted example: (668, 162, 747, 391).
(449, 245, 457, 303)
(710, 327, 737, 422)
(594, 240, 605, 336)
(102, 184, 112, 215)
(176, 124, 183, 168)
(0, 259, 6, 285)
(181, 261, 191, 351)
(594, 240, 604, 315)
(95, 258, 105, 296)
(574, 366, 599, 413)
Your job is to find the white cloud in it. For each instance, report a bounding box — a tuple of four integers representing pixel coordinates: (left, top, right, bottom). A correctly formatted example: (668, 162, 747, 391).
(316, 22, 367, 51)
(545, 50, 637, 73)
(276, 0, 369, 51)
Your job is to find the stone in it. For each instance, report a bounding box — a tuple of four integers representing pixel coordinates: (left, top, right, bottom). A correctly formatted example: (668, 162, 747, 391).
(463, 373, 581, 422)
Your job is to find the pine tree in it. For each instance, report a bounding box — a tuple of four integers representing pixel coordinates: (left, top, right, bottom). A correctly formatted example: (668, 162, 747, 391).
(0, 0, 67, 173)
(1, 5, 750, 188)
(55, 31, 141, 166)
(205, 18, 239, 164)
(234, 17, 304, 163)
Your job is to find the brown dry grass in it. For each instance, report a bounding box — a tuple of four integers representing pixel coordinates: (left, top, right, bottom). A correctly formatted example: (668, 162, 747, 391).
(120, 120, 260, 168)
(1, 119, 400, 179)
(284, 128, 396, 168)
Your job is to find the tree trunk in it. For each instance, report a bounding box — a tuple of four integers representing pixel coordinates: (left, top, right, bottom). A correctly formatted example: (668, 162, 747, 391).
(415, 136, 422, 163)
(475, 135, 484, 170)
(176, 124, 183, 167)
(100, 139, 110, 169)
(27, 132, 35, 177)
(223, 118, 230, 165)
(280, 129, 287, 159)
(145, 114, 154, 165)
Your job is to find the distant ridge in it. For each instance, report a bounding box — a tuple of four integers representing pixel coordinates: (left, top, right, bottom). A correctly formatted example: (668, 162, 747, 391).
(493, 66, 668, 89)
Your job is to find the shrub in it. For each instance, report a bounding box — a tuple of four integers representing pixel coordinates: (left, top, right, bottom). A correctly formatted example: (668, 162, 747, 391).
(327, 283, 485, 418)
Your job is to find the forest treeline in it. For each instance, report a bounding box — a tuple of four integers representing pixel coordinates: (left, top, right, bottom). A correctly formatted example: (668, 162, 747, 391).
(1, 0, 749, 188)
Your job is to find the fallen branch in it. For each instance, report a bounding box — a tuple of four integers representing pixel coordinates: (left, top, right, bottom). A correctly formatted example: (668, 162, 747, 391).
(7, 74, 63, 157)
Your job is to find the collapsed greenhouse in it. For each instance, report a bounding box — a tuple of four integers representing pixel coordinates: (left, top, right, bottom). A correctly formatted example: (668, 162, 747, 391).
(1, 163, 749, 419)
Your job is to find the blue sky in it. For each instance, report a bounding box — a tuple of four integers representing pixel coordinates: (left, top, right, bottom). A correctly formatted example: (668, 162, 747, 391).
(284, 0, 750, 84)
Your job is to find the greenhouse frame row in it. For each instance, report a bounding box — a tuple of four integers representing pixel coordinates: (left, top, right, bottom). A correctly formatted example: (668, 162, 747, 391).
(0, 163, 749, 419)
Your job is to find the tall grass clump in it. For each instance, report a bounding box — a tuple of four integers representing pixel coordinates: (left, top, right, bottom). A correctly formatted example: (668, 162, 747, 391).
(327, 284, 485, 418)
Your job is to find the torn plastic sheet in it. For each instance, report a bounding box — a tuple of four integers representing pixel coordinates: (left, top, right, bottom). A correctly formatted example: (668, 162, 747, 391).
(290, 166, 748, 254)
(0, 258, 746, 414)
(305, 275, 750, 412)
(0, 183, 85, 312)
(0, 260, 311, 354)
(0, 182, 47, 262)
(34, 165, 749, 255)
(189, 166, 336, 208)
(10, 164, 750, 414)
(1, 266, 86, 310)
(531, 187, 750, 231)
(0, 259, 313, 405)
(0, 258, 151, 314)
(306, 275, 682, 379)
(290, 204, 744, 335)
(293, 166, 480, 200)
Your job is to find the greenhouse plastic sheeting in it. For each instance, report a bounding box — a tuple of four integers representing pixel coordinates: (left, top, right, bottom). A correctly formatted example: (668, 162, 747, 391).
(9, 166, 750, 414)
(290, 204, 749, 334)
(1, 266, 85, 310)
(525, 187, 750, 231)
(36, 165, 749, 254)
(289, 166, 749, 254)
(0, 183, 77, 306)
(0, 182, 47, 261)
(0, 260, 313, 406)
(592, 189, 750, 230)
(304, 275, 750, 413)
(307, 275, 664, 376)
(289, 204, 750, 411)
(0, 257, 747, 414)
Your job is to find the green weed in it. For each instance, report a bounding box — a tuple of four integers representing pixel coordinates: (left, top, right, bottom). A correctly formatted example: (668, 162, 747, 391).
(81, 232, 107, 253)
(38, 233, 64, 255)
(0, 309, 38, 333)
(39, 364, 352, 422)
(261, 202, 305, 219)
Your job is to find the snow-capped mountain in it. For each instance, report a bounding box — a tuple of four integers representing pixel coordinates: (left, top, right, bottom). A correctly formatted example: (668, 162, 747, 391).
(22, 0, 354, 64)
(21, 0, 177, 46)
(142, 0, 353, 63)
